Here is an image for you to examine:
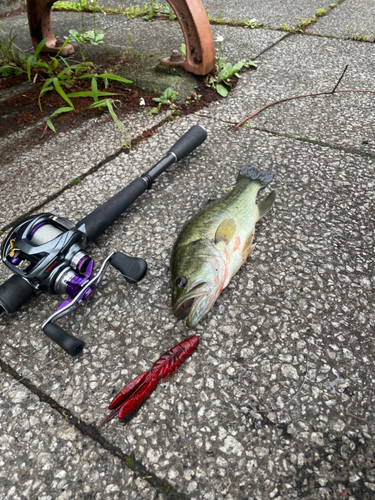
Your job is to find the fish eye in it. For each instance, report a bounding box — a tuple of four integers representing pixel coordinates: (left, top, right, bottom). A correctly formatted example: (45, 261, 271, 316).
(176, 277, 187, 289)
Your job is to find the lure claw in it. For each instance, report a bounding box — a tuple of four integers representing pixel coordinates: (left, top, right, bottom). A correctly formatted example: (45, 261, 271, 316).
(99, 335, 199, 426)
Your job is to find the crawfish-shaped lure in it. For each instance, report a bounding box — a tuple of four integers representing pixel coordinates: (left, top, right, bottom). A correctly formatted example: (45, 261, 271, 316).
(99, 335, 199, 426)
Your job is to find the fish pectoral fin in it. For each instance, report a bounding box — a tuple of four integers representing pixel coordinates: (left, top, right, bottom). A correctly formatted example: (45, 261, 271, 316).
(215, 218, 236, 245)
(241, 234, 256, 260)
(257, 190, 276, 220)
(246, 243, 256, 260)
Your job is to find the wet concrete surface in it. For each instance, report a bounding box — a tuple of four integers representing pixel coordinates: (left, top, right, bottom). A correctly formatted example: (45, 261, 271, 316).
(209, 34, 375, 154)
(0, 1, 374, 499)
(307, 0, 375, 42)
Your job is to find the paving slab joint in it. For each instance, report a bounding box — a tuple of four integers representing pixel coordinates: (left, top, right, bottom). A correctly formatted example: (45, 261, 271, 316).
(295, 31, 375, 43)
(245, 126, 375, 159)
(277, 0, 345, 34)
(0, 116, 173, 234)
(254, 32, 291, 59)
(0, 357, 189, 500)
(194, 113, 375, 160)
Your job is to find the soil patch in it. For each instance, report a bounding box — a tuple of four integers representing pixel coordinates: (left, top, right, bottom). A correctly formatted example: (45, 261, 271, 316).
(0, 76, 156, 136)
(0, 58, 243, 163)
(0, 5, 27, 20)
(0, 72, 28, 89)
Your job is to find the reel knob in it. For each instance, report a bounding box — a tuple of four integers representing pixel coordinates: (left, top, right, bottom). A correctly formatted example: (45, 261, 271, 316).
(42, 322, 85, 356)
(110, 252, 147, 284)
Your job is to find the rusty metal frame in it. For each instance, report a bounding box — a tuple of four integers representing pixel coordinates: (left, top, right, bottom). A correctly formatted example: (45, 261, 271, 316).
(161, 0, 215, 75)
(26, 0, 74, 55)
(26, 0, 215, 74)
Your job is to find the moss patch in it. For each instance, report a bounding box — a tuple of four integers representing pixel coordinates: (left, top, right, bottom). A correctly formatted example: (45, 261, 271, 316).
(83, 45, 197, 102)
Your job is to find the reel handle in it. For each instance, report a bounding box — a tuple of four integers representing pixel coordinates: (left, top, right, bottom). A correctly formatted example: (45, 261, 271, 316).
(0, 274, 35, 314)
(110, 252, 147, 284)
(42, 322, 85, 356)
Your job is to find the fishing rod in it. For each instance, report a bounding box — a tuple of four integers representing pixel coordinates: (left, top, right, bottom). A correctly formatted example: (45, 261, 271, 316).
(0, 125, 207, 356)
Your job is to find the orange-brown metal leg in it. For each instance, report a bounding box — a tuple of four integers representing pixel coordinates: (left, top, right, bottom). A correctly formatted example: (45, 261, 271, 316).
(161, 0, 215, 75)
(26, 0, 74, 56)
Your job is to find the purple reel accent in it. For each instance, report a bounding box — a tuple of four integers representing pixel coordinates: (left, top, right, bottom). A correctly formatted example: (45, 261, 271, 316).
(9, 257, 21, 265)
(77, 255, 91, 275)
(57, 259, 94, 310)
(66, 274, 89, 298)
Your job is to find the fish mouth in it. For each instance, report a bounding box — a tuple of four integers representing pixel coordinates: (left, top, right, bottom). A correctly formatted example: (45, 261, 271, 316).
(174, 281, 207, 318)
(173, 281, 218, 328)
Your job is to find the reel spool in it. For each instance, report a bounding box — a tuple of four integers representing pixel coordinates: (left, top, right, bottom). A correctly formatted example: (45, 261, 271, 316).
(1, 213, 147, 356)
(2, 213, 91, 296)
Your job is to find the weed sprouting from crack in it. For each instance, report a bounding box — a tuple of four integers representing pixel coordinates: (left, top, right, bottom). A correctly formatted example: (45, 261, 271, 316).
(52, 0, 177, 21)
(206, 36, 259, 97)
(0, 30, 132, 142)
(278, 3, 340, 33)
(146, 87, 178, 115)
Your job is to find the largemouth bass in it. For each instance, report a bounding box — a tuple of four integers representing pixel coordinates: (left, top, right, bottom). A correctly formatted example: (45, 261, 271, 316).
(171, 166, 276, 327)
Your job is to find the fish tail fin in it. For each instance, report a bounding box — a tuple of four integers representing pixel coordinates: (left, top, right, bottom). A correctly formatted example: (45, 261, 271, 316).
(238, 166, 274, 188)
(257, 190, 276, 220)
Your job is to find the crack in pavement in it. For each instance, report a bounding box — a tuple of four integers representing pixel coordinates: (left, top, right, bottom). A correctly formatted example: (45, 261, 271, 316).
(195, 113, 375, 159)
(0, 357, 189, 500)
(0, 117, 170, 234)
(254, 32, 291, 59)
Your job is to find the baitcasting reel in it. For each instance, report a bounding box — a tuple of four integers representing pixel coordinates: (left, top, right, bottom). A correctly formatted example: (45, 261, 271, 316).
(0, 125, 207, 356)
(1, 213, 147, 356)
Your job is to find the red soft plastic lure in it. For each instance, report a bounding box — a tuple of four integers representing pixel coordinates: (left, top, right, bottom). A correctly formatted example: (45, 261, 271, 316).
(99, 335, 199, 426)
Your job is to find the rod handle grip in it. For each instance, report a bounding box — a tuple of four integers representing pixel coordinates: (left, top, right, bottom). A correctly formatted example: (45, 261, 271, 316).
(43, 323, 85, 356)
(77, 177, 148, 242)
(0, 275, 35, 314)
(168, 125, 207, 161)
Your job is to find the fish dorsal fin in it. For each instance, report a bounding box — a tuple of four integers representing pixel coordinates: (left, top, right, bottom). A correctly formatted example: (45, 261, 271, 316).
(258, 190, 276, 220)
(215, 218, 236, 244)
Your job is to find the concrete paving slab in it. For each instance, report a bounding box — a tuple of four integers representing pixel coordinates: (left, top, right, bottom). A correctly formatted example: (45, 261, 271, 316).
(0, 110, 171, 230)
(0, 0, 24, 17)
(75, 0, 335, 30)
(209, 24, 285, 61)
(0, 370, 163, 500)
(209, 34, 375, 154)
(0, 15, 283, 231)
(308, 0, 375, 42)
(1, 117, 374, 499)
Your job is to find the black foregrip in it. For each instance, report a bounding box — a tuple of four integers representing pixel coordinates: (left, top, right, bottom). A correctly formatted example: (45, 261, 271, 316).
(168, 125, 207, 161)
(0, 275, 35, 314)
(43, 323, 85, 356)
(77, 177, 148, 242)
